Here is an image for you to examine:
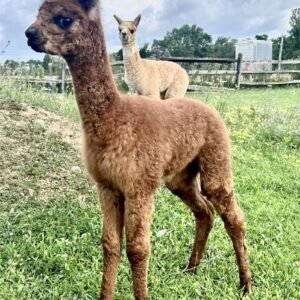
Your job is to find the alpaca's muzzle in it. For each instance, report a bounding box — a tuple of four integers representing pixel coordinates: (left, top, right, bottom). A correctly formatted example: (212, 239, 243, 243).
(25, 26, 45, 53)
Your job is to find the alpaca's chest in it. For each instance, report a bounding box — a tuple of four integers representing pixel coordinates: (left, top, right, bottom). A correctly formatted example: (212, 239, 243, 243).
(124, 69, 141, 91)
(82, 139, 138, 191)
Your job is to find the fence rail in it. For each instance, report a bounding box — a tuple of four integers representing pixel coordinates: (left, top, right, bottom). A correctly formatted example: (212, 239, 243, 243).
(160, 57, 238, 64)
(241, 80, 300, 87)
(163, 58, 300, 65)
(188, 70, 300, 75)
(271, 60, 300, 65)
(112, 58, 300, 66)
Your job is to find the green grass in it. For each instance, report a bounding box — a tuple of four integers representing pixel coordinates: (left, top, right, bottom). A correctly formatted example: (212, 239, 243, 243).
(0, 79, 299, 299)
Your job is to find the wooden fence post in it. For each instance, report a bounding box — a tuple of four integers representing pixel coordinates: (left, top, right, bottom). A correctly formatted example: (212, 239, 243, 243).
(235, 53, 242, 90)
(278, 35, 284, 71)
(61, 60, 66, 94)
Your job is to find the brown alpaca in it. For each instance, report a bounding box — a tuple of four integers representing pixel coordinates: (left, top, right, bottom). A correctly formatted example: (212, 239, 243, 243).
(25, 0, 252, 299)
(114, 14, 189, 99)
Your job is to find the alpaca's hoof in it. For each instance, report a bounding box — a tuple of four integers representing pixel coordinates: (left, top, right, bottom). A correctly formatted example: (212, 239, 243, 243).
(184, 263, 198, 274)
(241, 280, 252, 296)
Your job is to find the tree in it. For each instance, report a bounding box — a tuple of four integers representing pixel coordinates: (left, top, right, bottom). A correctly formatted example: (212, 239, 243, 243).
(27, 59, 43, 67)
(4, 60, 19, 71)
(151, 24, 212, 58)
(272, 9, 300, 60)
(151, 39, 170, 58)
(42, 54, 52, 72)
(213, 37, 237, 58)
(111, 43, 153, 61)
(272, 36, 282, 60)
(114, 48, 123, 61)
(289, 8, 300, 58)
(255, 34, 268, 41)
(139, 43, 152, 58)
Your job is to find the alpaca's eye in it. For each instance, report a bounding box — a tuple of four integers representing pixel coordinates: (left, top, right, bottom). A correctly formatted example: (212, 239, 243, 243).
(130, 29, 135, 34)
(54, 16, 73, 30)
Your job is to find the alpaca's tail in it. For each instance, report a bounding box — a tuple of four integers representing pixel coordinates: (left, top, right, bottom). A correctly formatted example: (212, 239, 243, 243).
(198, 118, 233, 197)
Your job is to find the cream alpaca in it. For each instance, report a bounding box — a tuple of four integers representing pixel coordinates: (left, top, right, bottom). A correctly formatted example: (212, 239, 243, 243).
(26, 0, 252, 299)
(114, 14, 189, 99)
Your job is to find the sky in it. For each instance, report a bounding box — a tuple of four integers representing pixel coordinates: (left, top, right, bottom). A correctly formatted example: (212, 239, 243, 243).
(0, 0, 299, 62)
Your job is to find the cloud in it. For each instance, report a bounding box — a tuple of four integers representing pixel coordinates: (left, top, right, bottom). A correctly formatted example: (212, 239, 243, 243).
(0, 0, 43, 61)
(0, 25, 4, 43)
(148, 0, 298, 38)
(0, 0, 299, 62)
(106, 0, 299, 52)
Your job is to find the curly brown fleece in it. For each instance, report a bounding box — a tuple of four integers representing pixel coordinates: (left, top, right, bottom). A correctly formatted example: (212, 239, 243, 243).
(25, 0, 252, 299)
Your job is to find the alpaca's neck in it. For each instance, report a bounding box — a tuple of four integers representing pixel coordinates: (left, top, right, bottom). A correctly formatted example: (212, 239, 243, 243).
(65, 21, 119, 130)
(123, 41, 141, 64)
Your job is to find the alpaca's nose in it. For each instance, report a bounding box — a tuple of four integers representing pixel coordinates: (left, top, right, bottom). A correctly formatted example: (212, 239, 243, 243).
(25, 27, 39, 40)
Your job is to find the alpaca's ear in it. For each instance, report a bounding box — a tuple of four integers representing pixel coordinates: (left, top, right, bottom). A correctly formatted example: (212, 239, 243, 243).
(78, 0, 98, 12)
(113, 15, 123, 25)
(133, 14, 142, 27)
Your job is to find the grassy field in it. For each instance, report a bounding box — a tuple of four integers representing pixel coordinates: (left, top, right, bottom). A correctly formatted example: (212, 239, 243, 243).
(0, 79, 299, 299)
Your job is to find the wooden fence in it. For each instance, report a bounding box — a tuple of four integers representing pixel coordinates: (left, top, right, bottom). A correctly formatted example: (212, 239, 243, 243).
(112, 56, 300, 90)
(160, 55, 243, 90)
(111, 55, 243, 90)
(3, 56, 300, 92)
(160, 57, 300, 89)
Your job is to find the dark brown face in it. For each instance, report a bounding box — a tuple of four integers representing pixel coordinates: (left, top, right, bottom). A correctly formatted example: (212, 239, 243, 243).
(25, 0, 98, 57)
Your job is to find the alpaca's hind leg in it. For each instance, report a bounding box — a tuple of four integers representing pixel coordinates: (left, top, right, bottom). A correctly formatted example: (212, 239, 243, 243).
(200, 159, 252, 293)
(164, 71, 189, 99)
(164, 85, 185, 99)
(211, 190, 252, 293)
(137, 89, 160, 100)
(165, 162, 214, 272)
(125, 193, 155, 299)
(98, 184, 124, 300)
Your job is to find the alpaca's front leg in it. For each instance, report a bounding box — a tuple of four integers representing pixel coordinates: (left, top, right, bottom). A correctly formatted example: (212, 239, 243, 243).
(125, 194, 155, 300)
(98, 184, 124, 300)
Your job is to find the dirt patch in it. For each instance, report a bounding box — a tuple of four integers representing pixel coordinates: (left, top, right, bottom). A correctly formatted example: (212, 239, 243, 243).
(19, 105, 81, 150)
(0, 102, 86, 206)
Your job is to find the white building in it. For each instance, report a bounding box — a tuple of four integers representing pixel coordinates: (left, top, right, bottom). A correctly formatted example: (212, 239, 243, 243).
(236, 39, 273, 71)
